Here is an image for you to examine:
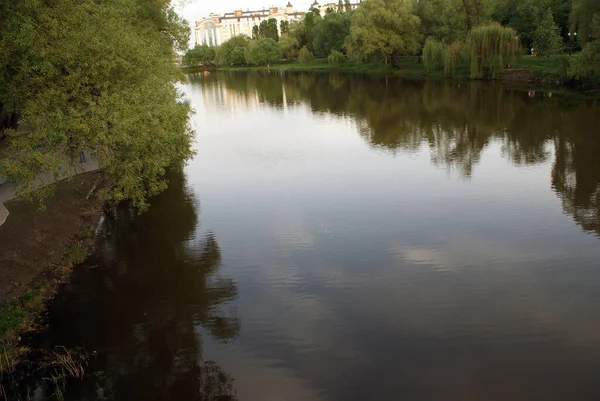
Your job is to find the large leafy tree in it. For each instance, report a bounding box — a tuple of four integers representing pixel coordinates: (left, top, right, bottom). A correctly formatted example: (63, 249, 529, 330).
(571, 0, 600, 44)
(215, 35, 251, 66)
(533, 8, 564, 56)
(493, 0, 571, 49)
(346, 0, 421, 65)
(312, 11, 352, 57)
(183, 44, 216, 66)
(259, 18, 280, 41)
(246, 38, 283, 66)
(0, 0, 194, 209)
(413, 0, 465, 44)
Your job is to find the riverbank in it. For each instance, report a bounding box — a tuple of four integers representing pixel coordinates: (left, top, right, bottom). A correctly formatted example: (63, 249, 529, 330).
(0, 172, 106, 377)
(208, 56, 598, 91)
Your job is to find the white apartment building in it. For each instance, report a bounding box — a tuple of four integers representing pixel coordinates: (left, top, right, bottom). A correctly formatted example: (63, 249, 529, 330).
(195, 1, 363, 47)
(310, 1, 361, 16)
(195, 3, 305, 47)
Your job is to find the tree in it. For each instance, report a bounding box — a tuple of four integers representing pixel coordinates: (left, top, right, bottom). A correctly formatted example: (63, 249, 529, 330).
(328, 49, 347, 64)
(422, 37, 446, 71)
(215, 35, 251, 66)
(312, 12, 352, 57)
(182, 45, 216, 66)
(345, 0, 353, 12)
(259, 18, 279, 41)
(345, 0, 421, 65)
(492, 0, 571, 49)
(533, 8, 564, 56)
(280, 20, 290, 35)
(0, 0, 194, 209)
(298, 46, 315, 62)
(413, 0, 465, 44)
(252, 25, 260, 40)
(246, 38, 283, 66)
(571, 0, 600, 44)
(464, 23, 520, 78)
(338, 0, 344, 13)
(458, 0, 493, 31)
(279, 33, 301, 59)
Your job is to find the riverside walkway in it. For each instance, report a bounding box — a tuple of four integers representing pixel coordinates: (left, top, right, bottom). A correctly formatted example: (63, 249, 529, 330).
(0, 158, 101, 227)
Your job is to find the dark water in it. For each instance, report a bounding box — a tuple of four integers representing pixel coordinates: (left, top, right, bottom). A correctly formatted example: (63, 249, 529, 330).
(31, 72, 600, 400)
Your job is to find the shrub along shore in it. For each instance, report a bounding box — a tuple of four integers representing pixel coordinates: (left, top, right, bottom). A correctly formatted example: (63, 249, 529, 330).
(181, 56, 598, 92)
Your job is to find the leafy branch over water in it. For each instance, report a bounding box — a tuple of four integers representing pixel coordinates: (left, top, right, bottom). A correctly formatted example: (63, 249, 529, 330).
(0, 0, 195, 210)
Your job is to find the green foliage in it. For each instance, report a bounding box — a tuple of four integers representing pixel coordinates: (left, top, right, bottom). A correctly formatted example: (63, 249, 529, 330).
(413, 0, 466, 43)
(464, 23, 520, 78)
(183, 45, 216, 66)
(346, 0, 422, 65)
(280, 33, 301, 60)
(246, 38, 283, 66)
(493, 0, 572, 50)
(459, 0, 494, 30)
(216, 35, 251, 66)
(338, 0, 344, 13)
(328, 49, 347, 65)
(259, 18, 280, 41)
(571, 0, 600, 44)
(0, 305, 25, 337)
(444, 40, 465, 74)
(422, 37, 446, 71)
(252, 25, 260, 40)
(299, 46, 315, 62)
(312, 12, 352, 58)
(533, 8, 565, 56)
(569, 40, 600, 80)
(0, 0, 194, 210)
(280, 20, 291, 36)
(345, 0, 352, 12)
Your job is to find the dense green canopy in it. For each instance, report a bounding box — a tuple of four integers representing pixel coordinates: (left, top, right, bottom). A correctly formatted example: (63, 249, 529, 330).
(0, 0, 194, 209)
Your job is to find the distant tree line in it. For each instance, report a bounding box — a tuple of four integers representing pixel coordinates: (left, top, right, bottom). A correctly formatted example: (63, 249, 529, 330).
(183, 0, 600, 81)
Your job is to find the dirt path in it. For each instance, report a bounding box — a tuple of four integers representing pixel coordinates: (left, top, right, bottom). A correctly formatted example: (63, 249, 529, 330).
(0, 172, 106, 305)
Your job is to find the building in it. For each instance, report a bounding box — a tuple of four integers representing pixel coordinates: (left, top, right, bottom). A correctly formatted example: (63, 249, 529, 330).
(195, 3, 305, 47)
(309, 1, 361, 16)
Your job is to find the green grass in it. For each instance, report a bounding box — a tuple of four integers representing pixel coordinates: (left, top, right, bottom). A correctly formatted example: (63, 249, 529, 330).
(217, 55, 577, 85)
(511, 55, 570, 78)
(0, 305, 26, 337)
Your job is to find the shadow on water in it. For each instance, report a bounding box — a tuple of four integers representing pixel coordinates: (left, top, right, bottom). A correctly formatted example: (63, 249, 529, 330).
(16, 170, 239, 400)
(191, 71, 600, 237)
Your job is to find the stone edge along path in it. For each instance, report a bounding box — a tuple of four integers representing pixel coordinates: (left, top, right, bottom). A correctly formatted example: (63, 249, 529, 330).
(0, 158, 100, 227)
(0, 201, 7, 226)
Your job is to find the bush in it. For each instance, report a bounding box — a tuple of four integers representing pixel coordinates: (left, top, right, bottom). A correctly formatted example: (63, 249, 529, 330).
(569, 40, 600, 81)
(246, 38, 283, 66)
(298, 46, 315, 63)
(422, 38, 445, 71)
(328, 49, 346, 65)
(444, 40, 464, 75)
(532, 8, 564, 57)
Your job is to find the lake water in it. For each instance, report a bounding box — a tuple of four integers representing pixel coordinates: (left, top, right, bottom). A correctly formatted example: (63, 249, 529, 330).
(29, 72, 600, 400)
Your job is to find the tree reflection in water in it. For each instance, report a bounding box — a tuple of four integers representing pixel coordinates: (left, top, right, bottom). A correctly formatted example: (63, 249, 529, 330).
(194, 72, 600, 237)
(32, 169, 239, 400)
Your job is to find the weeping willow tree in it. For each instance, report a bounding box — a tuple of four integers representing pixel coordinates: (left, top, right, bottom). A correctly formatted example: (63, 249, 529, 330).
(444, 40, 464, 75)
(464, 23, 520, 79)
(422, 38, 446, 71)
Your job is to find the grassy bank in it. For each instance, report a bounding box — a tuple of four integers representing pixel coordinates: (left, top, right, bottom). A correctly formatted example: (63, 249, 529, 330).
(212, 55, 590, 88)
(0, 172, 107, 380)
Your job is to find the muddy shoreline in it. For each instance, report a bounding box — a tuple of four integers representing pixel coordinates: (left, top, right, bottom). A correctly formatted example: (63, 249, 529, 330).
(0, 172, 107, 384)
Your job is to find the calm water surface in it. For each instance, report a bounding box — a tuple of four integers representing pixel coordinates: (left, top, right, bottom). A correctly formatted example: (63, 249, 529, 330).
(34, 73, 600, 400)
